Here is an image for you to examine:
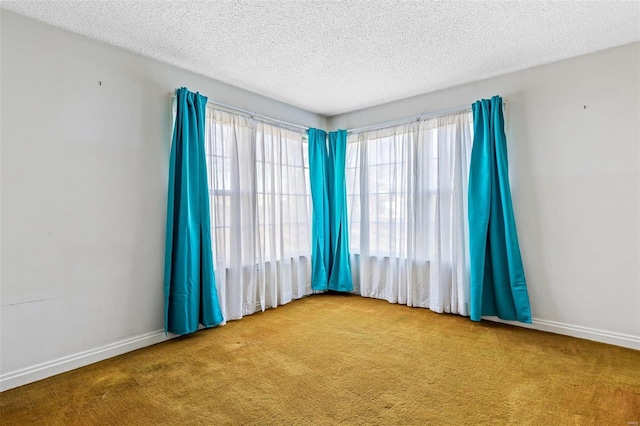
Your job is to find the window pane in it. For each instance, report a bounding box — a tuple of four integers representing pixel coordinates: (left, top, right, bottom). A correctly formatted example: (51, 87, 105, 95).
(205, 114, 312, 266)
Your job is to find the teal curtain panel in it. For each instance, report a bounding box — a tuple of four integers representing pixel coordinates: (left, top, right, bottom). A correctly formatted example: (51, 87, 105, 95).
(327, 130, 353, 292)
(308, 128, 353, 292)
(468, 96, 532, 323)
(164, 87, 224, 334)
(309, 128, 331, 291)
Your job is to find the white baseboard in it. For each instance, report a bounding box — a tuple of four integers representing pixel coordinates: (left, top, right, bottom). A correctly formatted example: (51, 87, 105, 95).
(2, 315, 637, 392)
(484, 316, 640, 351)
(0, 330, 175, 392)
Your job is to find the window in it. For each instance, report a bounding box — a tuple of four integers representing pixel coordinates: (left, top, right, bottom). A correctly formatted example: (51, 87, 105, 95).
(346, 125, 416, 258)
(204, 108, 313, 320)
(256, 125, 311, 260)
(345, 111, 473, 313)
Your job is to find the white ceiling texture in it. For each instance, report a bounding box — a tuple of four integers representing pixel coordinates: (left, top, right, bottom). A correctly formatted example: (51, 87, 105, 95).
(2, 1, 639, 116)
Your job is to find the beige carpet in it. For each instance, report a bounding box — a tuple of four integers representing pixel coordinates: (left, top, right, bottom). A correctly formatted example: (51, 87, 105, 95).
(1, 294, 639, 425)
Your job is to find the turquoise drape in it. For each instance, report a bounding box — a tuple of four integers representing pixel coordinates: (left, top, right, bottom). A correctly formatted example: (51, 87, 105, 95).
(327, 130, 353, 292)
(309, 128, 330, 290)
(164, 87, 224, 335)
(468, 96, 531, 323)
(308, 128, 353, 292)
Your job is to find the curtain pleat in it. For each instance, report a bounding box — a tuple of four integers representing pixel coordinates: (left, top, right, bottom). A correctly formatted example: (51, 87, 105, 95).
(164, 87, 224, 335)
(468, 96, 531, 323)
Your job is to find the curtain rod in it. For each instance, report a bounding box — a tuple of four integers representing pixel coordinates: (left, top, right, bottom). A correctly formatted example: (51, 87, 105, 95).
(170, 91, 310, 133)
(345, 101, 507, 134)
(171, 91, 506, 134)
(346, 104, 471, 134)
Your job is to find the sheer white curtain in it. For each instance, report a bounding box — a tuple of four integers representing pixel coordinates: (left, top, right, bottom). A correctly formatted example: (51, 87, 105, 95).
(346, 111, 473, 315)
(205, 109, 313, 323)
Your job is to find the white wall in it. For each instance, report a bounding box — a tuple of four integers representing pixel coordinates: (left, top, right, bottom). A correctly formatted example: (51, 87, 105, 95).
(0, 11, 325, 390)
(329, 42, 640, 347)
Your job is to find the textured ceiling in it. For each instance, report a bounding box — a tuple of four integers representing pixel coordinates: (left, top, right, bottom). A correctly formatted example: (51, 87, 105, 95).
(2, 1, 639, 116)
